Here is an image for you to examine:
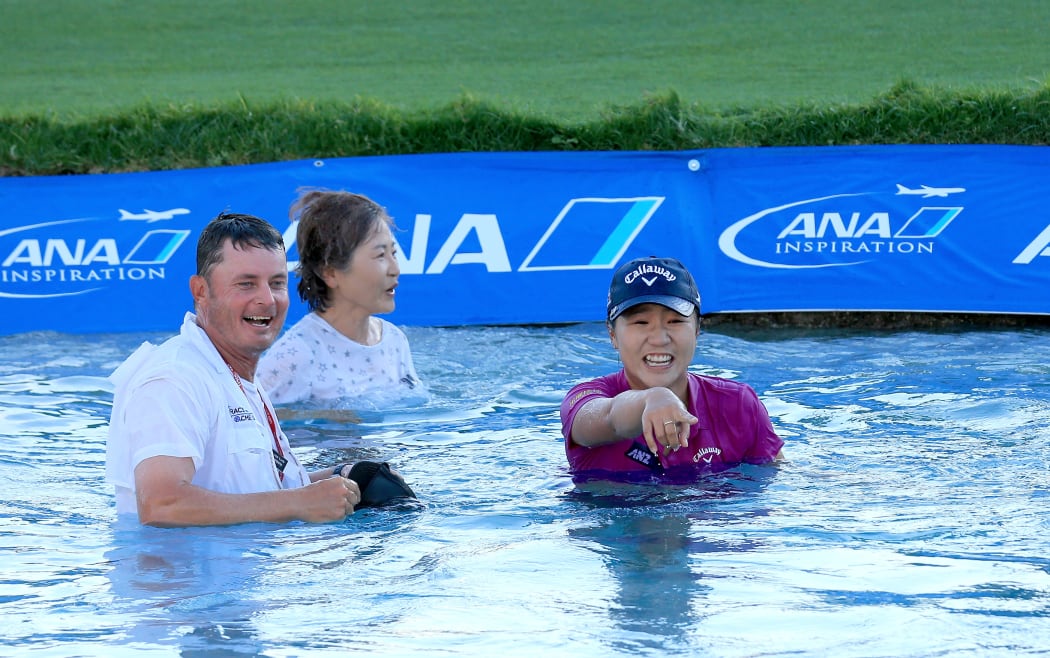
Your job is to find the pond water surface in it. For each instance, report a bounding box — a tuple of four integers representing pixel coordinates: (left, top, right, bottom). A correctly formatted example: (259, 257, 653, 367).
(2, 322, 1048, 656)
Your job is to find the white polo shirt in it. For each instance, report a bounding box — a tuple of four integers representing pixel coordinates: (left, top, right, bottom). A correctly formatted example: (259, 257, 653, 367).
(105, 312, 311, 517)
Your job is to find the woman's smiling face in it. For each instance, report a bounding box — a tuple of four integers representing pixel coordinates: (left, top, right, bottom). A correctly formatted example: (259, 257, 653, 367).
(322, 222, 401, 316)
(608, 303, 699, 398)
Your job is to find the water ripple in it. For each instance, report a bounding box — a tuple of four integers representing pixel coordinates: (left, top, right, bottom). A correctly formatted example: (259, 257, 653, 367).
(3, 324, 1050, 655)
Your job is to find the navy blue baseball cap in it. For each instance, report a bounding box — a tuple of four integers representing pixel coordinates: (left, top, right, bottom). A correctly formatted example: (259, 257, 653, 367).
(607, 256, 702, 321)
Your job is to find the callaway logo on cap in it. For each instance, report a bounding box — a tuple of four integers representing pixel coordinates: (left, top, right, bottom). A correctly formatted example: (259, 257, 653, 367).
(607, 256, 702, 321)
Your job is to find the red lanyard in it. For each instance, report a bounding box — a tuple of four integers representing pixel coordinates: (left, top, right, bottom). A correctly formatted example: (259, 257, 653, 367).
(226, 361, 285, 481)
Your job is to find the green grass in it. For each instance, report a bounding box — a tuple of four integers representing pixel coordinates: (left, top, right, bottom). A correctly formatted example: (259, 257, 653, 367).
(4, 83, 1050, 175)
(2, 1, 1049, 176)
(2, 0, 1049, 121)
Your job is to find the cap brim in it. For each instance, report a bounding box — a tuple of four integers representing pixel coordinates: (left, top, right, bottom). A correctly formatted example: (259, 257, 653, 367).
(609, 295, 697, 321)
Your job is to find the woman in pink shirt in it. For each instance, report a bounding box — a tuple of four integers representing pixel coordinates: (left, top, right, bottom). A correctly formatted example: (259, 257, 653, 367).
(560, 256, 784, 477)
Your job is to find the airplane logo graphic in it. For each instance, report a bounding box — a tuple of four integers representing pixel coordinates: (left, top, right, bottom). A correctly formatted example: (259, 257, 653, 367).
(118, 208, 191, 222)
(895, 184, 965, 198)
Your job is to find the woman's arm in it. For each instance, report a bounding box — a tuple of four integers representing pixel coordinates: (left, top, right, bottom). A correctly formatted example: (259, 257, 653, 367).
(570, 387, 697, 456)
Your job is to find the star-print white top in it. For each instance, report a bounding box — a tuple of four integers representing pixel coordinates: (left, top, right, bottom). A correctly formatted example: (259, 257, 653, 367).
(259, 312, 423, 407)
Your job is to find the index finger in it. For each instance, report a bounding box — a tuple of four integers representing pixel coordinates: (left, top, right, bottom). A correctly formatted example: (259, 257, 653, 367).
(641, 419, 661, 457)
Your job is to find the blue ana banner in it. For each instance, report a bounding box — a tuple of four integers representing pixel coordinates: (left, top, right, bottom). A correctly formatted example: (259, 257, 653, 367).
(1, 146, 1048, 335)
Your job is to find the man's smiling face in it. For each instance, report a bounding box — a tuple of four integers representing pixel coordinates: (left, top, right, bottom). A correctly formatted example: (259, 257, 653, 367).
(192, 240, 289, 375)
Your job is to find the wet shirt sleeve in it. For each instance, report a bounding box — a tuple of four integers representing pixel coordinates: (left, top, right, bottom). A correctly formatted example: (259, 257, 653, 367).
(560, 374, 617, 444)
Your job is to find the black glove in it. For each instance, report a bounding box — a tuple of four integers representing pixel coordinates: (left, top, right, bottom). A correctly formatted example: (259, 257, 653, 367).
(345, 461, 417, 508)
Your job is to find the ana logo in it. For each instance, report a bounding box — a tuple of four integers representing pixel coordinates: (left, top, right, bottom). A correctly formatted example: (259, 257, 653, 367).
(283, 196, 664, 275)
(0, 212, 191, 299)
(1013, 223, 1050, 265)
(718, 185, 964, 269)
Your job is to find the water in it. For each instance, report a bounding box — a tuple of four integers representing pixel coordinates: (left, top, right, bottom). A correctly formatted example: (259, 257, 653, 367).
(1, 322, 1049, 657)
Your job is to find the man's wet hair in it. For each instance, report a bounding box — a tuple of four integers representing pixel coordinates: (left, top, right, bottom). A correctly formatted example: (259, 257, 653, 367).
(196, 211, 285, 279)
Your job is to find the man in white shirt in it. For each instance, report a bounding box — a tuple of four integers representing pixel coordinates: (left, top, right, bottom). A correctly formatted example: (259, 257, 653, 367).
(106, 212, 361, 526)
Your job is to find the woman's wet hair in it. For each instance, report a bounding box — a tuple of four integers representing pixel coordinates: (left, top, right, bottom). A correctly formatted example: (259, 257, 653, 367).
(292, 189, 395, 312)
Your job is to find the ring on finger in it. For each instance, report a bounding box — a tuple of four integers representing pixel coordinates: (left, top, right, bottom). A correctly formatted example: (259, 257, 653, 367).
(663, 420, 675, 426)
